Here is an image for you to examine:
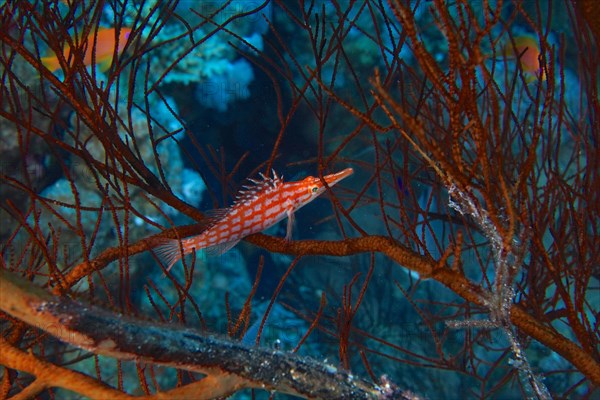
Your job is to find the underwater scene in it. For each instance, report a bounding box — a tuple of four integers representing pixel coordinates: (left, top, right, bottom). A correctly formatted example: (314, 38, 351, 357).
(0, 0, 598, 399)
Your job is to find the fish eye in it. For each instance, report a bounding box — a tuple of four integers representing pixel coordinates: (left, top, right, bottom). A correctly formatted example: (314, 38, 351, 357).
(311, 186, 318, 193)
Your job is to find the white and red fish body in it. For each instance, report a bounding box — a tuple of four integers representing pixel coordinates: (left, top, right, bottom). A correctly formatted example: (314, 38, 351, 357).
(156, 168, 353, 270)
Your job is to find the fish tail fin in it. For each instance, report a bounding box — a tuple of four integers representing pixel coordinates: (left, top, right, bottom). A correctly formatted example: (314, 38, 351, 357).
(41, 56, 61, 72)
(154, 238, 185, 272)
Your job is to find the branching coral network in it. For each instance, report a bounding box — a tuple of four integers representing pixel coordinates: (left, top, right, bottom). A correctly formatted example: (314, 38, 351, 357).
(1, 0, 598, 399)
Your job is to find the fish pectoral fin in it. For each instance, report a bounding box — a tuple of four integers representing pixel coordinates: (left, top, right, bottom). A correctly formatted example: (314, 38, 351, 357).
(285, 207, 295, 241)
(205, 239, 241, 256)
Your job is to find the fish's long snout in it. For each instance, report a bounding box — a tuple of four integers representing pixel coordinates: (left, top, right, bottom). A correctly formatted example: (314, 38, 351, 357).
(324, 167, 354, 186)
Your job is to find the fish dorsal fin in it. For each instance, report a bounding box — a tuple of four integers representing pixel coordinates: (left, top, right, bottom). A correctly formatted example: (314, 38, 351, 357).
(232, 170, 282, 206)
(204, 207, 230, 221)
(196, 207, 230, 230)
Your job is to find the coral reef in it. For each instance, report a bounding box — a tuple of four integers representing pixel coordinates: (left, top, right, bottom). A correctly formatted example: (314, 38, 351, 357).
(1, 0, 598, 399)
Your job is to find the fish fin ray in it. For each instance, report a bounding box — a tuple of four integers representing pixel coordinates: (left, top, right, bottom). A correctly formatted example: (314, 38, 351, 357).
(204, 207, 230, 222)
(233, 172, 282, 206)
(205, 239, 241, 256)
(285, 208, 295, 241)
(154, 238, 184, 271)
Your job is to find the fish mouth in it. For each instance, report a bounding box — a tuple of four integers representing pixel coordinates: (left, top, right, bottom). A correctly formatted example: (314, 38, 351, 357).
(324, 167, 354, 186)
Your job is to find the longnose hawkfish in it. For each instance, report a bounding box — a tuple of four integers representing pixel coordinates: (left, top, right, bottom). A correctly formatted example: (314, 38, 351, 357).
(156, 168, 354, 270)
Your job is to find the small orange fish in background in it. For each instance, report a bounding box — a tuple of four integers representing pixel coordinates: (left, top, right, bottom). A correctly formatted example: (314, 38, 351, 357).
(41, 27, 132, 72)
(502, 35, 546, 82)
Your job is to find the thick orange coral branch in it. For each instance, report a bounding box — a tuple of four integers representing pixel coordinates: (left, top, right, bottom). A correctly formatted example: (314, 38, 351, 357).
(48, 225, 600, 386)
(0, 269, 411, 399)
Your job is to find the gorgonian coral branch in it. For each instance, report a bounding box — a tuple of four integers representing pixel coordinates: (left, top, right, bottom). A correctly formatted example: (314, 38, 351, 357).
(0, 269, 414, 400)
